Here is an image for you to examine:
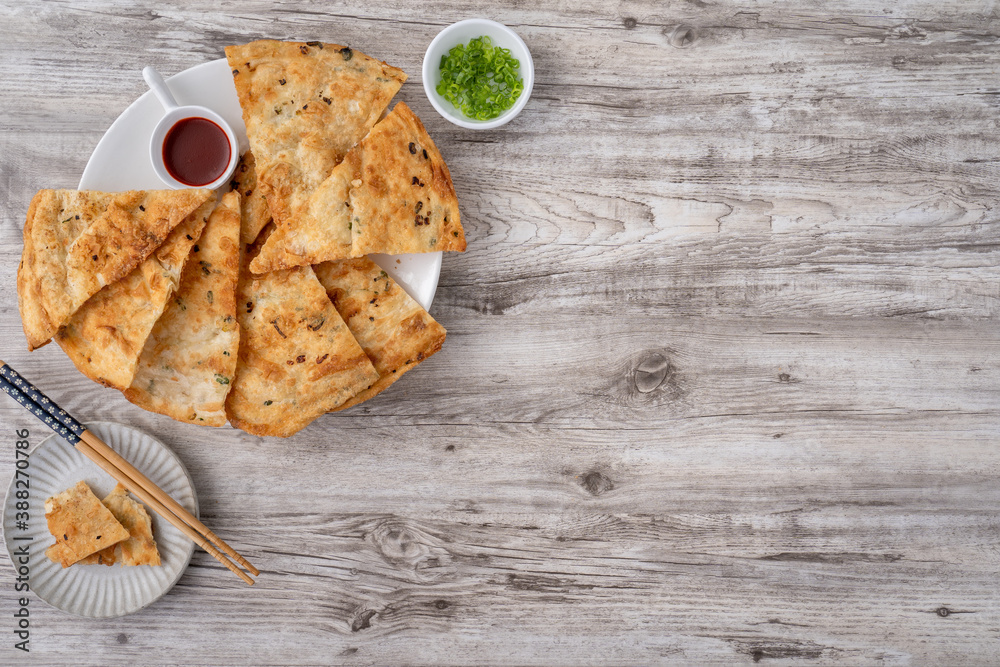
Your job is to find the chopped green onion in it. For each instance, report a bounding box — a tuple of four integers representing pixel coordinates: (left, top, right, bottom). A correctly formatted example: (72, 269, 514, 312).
(437, 35, 523, 121)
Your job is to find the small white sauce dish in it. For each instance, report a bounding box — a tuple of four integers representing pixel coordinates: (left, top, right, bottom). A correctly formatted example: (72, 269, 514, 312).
(143, 66, 240, 190)
(422, 18, 534, 130)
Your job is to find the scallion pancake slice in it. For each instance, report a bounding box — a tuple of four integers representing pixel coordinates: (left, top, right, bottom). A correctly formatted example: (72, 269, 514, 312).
(55, 200, 214, 390)
(250, 102, 464, 272)
(231, 151, 272, 245)
(225, 226, 378, 437)
(18, 188, 214, 350)
(44, 481, 130, 568)
(314, 257, 446, 410)
(123, 192, 242, 425)
(225, 40, 405, 238)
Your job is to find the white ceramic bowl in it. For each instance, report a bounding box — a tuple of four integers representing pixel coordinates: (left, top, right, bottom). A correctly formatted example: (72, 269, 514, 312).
(143, 66, 239, 190)
(423, 19, 534, 129)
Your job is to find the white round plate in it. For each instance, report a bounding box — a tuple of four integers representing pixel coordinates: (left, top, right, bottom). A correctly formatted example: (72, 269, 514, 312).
(79, 58, 441, 310)
(2, 422, 197, 618)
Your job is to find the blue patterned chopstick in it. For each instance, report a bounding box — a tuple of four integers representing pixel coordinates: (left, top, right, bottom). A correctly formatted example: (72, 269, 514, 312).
(0, 362, 85, 445)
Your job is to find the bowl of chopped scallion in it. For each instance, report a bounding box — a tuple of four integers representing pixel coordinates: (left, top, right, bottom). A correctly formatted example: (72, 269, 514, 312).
(423, 18, 533, 129)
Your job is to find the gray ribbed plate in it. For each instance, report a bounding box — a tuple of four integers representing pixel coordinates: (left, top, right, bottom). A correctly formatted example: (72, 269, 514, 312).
(2, 422, 197, 617)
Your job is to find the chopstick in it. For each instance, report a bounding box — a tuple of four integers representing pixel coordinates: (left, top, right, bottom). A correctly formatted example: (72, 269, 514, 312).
(0, 361, 257, 585)
(76, 429, 259, 576)
(72, 438, 254, 585)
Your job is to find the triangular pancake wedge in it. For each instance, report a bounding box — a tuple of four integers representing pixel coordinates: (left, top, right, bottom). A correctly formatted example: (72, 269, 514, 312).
(348, 103, 465, 257)
(44, 481, 130, 568)
(314, 258, 446, 411)
(250, 102, 464, 273)
(231, 151, 272, 245)
(17, 188, 214, 350)
(225, 40, 405, 234)
(124, 192, 242, 425)
(225, 227, 379, 437)
(247, 155, 353, 272)
(75, 483, 161, 567)
(55, 199, 214, 390)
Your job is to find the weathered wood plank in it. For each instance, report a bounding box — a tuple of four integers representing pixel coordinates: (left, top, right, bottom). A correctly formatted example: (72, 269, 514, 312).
(1, 0, 999, 664)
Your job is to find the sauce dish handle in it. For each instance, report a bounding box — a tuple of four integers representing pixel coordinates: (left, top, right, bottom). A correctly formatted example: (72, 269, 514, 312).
(143, 66, 179, 111)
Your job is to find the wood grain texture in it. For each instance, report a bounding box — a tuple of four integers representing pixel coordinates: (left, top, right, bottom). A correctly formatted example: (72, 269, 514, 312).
(1, 0, 999, 664)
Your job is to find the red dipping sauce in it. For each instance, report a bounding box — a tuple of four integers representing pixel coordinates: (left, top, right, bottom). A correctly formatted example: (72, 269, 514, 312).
(162, 117, 231, 186)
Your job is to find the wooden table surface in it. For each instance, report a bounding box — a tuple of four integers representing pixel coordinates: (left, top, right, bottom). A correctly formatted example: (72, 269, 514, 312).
(1, 1, 999, 664)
